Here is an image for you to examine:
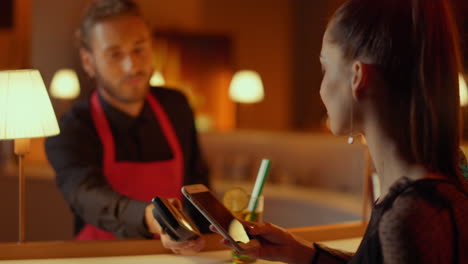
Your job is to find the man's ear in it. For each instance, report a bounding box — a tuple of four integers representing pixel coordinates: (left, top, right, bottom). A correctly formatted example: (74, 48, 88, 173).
(79, 48, 96, 78)
(350, 61, 368, 100)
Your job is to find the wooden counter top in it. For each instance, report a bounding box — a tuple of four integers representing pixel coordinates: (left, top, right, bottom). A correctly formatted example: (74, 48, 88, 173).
(0, 221, 366, 261)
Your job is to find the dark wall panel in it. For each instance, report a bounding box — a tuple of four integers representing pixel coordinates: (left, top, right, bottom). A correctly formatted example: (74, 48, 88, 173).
(0, 0, 14, 29)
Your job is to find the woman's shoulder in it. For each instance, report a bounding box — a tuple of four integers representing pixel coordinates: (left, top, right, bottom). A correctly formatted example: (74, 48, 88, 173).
(385, 176, 466, 207)
(383, 177, 467, 221)
(378, 177, 467, 262)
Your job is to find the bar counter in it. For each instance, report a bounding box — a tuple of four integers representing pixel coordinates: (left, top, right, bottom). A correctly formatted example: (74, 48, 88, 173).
(0, 221, 365, 262)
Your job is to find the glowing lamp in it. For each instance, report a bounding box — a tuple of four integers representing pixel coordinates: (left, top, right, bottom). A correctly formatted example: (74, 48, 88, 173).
(50, 69, 80, 99)
(150, 70, 166, 86)
(229, 70, 264, 103)
(0, 69, 59, 242)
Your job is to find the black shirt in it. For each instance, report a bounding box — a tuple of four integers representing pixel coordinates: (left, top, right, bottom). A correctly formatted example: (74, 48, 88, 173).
(45, 87, 210, 238)
(311, 177, 468, 264)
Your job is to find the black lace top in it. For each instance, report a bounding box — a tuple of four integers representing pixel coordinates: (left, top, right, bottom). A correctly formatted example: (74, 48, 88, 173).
(312, 177, 468, 264)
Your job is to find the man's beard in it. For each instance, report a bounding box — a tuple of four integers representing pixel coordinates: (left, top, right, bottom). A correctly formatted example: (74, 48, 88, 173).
(95, 69, 149, 104)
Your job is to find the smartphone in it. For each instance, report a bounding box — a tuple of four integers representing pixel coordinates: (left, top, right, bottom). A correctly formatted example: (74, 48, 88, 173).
(181, 184, 260, 253)
(151, 196, 201, 242)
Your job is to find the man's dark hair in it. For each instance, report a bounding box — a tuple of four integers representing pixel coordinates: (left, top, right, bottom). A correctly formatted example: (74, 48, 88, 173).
(77, 0, 142, 50)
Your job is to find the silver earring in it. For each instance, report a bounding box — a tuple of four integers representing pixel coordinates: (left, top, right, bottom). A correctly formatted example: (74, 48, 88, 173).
(348, 101, 354, 144)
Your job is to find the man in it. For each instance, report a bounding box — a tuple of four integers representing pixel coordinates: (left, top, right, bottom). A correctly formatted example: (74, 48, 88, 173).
(45, 0, 208, 254)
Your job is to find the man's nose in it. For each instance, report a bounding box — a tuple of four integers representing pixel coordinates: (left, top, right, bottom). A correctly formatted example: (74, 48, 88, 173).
(122, 54, 141, 74)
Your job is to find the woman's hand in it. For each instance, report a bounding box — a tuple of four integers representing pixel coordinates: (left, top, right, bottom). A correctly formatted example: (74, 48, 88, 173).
(145, 199, 205, 255)
(211, 221, 316, 264)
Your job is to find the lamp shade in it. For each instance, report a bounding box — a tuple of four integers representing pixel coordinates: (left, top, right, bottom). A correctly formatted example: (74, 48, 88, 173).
(50, 69, 80, 99)
(460, 73, 468, 107)
(0, 69, 60, 139)
(229, 70, 264, 103)
(149, 70, 166, 86)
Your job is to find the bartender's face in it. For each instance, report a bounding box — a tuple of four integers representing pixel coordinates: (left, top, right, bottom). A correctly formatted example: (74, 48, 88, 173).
(80, 15, 153, 103)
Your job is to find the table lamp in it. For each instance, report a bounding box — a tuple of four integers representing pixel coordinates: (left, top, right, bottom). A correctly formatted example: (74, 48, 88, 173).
(0, 69, 60, 243)
(229, 70, 264, 103)
(150, 70, 166, 86)
(50, 68, 80, 99)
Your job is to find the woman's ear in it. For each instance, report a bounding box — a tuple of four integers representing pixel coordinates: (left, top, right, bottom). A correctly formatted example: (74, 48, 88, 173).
(350, 61, 368, 100)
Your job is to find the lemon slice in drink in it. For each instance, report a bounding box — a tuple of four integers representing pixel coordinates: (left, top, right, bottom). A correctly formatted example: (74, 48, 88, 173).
(222, 187, 249, 213)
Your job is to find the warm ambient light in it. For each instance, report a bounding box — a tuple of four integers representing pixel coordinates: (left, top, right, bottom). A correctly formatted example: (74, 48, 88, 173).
(229, 70, 264, 103)
(0, 69, 60, 139)
(50, 69, 80, 99)
(150, 70, 166, 86)
(0, 69, 59, 243)
(460, 73, 468, 107)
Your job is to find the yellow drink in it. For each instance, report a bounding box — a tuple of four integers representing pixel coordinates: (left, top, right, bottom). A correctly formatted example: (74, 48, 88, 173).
(229, 197, 264, 264)
(223, 188, 264, 264)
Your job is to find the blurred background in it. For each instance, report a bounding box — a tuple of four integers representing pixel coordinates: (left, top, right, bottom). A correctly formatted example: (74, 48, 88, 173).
(0, 0, 466, 242)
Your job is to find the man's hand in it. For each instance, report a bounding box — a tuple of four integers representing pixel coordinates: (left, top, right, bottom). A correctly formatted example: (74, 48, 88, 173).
(145, 199, 205, 255)
(145, 203, 161, 234)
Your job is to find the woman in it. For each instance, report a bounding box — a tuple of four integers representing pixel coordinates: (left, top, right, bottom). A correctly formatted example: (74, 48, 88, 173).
(216, 0, 468, 263)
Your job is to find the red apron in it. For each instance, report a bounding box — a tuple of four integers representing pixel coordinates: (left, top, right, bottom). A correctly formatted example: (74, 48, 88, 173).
(76, 91, 184, 240)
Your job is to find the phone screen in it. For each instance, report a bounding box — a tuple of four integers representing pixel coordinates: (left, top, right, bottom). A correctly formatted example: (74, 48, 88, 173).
(188, 190, 250, 244)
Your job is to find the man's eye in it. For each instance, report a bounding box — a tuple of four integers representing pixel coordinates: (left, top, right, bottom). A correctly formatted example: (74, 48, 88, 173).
(134, 48, 143, 54)
(110, 52, 122, 59)
(135, 46, 151, 56)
